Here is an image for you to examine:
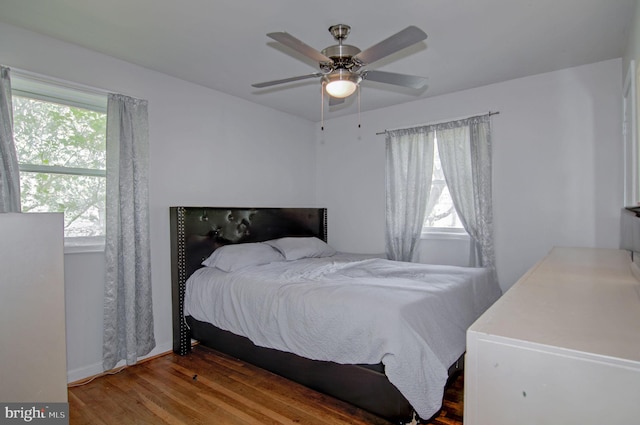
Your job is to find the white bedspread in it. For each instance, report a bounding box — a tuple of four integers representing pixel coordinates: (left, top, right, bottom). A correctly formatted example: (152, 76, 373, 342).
(185, 253, 501, 419)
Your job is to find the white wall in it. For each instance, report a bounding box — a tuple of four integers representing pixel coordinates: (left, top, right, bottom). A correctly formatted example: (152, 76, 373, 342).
(0, 22, 317, 381)
(316, 59, 623, 291)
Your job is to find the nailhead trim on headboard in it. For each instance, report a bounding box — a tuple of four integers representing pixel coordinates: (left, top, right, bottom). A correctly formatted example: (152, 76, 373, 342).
(176, 207, 190, 355)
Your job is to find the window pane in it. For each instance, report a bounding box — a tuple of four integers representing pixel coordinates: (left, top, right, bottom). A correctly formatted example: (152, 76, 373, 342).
(426, 180, 463, 228)
(424, 140, 464, 230)
(12, 90, 107, 239)
(19, 172, 106, 237)
(12, 96, 106, 170)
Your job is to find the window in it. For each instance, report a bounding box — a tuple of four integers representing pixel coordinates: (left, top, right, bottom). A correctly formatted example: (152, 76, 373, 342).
(11, 76, 107, 244)
(422, 135, 467, 236)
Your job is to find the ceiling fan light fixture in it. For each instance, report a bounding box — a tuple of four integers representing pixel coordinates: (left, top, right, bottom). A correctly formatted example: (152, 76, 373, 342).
(324, 70, 360, 98)
(326, 80, 357, 98)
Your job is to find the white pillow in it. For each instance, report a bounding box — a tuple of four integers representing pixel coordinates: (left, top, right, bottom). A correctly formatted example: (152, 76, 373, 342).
(265, 237, 336, 260)
(201, 243, 284, 272)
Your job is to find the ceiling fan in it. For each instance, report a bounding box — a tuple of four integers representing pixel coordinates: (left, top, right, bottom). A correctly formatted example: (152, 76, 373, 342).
(252, 24, 428, 103)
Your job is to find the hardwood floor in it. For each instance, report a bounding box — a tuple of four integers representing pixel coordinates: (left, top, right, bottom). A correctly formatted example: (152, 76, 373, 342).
(68, 345, 464, 425)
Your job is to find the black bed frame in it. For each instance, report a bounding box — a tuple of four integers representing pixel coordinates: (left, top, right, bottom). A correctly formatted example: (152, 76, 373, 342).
(170, 206, 458, 424)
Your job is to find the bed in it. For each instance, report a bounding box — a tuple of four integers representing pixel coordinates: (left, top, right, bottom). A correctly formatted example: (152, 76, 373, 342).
(170, 206, 501, 424)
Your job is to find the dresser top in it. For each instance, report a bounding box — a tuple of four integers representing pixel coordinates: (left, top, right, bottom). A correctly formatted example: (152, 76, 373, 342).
(469, 247, 640, 362)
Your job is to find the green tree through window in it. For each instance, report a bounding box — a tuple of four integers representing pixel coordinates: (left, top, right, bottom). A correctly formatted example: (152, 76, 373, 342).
(12, 93, 107, 238)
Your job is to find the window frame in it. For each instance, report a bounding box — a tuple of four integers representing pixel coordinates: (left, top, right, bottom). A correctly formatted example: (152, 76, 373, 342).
(421, 226, 469, 240)
(11, 74, 108, 252)
(421, 132, 468, 239)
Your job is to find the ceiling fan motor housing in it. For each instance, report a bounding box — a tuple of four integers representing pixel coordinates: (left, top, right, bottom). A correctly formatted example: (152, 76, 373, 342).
(321, 24, 362, 72)
(321, 44, 362, 71)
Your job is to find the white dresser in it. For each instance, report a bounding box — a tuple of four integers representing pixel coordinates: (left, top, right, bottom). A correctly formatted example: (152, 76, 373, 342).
(0, 213, 67, 402)
(465, 247, 640, 424)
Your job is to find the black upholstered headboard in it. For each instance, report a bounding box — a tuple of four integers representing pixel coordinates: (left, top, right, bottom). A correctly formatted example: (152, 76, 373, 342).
(170, 207, 328, 354)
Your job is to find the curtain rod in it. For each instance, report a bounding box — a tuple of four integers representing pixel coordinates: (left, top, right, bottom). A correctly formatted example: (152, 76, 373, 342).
(375, 111, 500, 135)
(8, 66, 112, 97)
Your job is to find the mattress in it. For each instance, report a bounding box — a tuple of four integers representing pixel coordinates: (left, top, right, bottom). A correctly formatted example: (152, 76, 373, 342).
(185, 252, 501, 419)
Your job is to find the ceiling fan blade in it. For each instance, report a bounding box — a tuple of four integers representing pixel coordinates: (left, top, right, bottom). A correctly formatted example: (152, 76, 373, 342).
(363, 70, 427, 89)
(252, 73, 323, 88)
(267, 32, 333, 64)
(354, 26, 427, 66)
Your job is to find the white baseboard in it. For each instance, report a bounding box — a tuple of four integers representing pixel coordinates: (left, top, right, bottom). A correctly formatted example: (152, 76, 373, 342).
(67, 362, 103, 384)
(67, 341, 173, 383)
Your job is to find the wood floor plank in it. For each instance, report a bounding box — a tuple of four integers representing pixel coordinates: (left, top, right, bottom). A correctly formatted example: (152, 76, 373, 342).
(151, 352, 272, 423)
(170, 363, 302, 424)
(67, 391, 107, 425)
(169, 349, 362, 425)
(136, 371, 215, 423)
(168, 355, 358, 425)
(74, 379, 158, 424)
(97, 372, 171, 424)
(68, 345, 464, 425)
(113, 371, 209, 425)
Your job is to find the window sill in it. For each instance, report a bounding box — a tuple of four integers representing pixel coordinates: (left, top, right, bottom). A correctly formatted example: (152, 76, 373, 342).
(421, 229, 470, 241)
(64, 237, 105, 254)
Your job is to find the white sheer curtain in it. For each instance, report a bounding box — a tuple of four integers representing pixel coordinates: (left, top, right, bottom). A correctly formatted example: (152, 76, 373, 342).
(385, 114, 496, 279)
(436, 115, 496, 273)
(103, 93, 155, 370)
(0, 66, 21, 213)
(385, 127, 435, 261)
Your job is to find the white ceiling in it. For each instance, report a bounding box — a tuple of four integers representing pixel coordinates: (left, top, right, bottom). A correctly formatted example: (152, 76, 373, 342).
(0, 0, 636, 122)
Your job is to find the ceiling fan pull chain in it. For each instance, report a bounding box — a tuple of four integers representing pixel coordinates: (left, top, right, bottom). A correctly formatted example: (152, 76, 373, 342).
(358, 85, 361, 128)
(321, 82, 325, 131)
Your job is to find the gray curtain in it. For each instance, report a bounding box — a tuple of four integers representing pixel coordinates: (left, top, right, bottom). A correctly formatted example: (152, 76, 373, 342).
(0, 66, 21, 213)
(436, 115, 496, 273)
(385, 127, 435, 262)
(103, 93, 155, 370)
